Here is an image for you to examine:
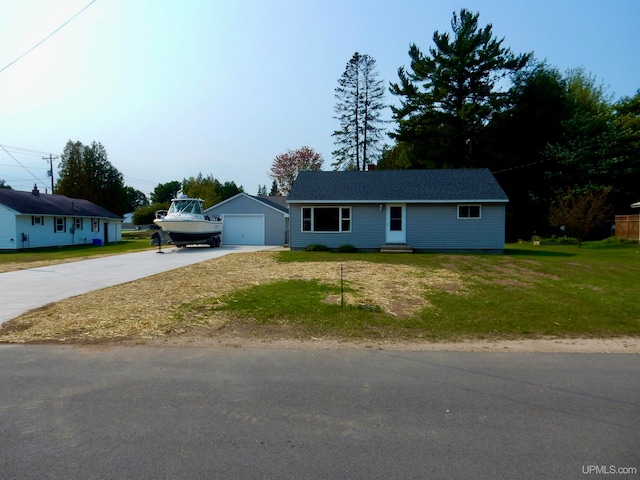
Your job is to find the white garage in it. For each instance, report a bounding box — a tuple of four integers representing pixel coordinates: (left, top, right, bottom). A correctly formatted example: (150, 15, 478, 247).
(222, 214, 265, 245)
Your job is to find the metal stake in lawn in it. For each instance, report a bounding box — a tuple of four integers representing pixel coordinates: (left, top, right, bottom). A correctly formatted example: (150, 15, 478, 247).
(341, 263, 344, 309)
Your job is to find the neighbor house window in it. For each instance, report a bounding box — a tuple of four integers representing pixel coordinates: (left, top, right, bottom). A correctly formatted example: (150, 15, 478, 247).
(92, 218, 100, 232)
(301, 207, 351, 232)
(458, 205, 481, 219)
(75, 218, 83, 230)
(54, 217, 66, 232)
(31, 216, 44, 226)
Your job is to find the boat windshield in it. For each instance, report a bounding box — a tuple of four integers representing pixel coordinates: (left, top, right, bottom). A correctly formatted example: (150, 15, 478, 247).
(168, 199, 203, 216)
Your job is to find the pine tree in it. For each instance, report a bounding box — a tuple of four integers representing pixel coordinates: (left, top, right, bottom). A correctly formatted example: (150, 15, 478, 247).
(56, 140, 128, 215)
(269, 180, 279, 196)
(332, 52, 386, 170)
(389, 9, 530, 168)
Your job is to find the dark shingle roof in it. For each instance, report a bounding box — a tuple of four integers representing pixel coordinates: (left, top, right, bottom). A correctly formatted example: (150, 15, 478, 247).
(0, 188, 121, 218)
(287, 169, 508, 203)
(251, 195, 289, 213)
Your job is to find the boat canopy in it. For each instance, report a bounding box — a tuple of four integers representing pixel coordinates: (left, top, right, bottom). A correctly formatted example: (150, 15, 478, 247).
(167, 198, 205, 216)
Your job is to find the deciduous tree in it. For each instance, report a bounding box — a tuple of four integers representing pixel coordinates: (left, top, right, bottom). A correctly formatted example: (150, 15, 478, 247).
(269, 146, 323, 195)
(125, 186, 149, 212)
(150, 181, 181, 204)
(548, 187, 613, 247)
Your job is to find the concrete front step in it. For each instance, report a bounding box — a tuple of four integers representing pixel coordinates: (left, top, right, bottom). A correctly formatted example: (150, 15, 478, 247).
(380, 244, 413, 253)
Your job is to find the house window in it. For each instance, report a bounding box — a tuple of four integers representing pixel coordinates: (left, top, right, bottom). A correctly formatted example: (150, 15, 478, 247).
(389, 206, 403, 231)
(75, 218, 83, 230)
(458, 205, 481, 219)
(301, 207, 351, 232)
(302, 208, 312, 232)
(31, 216, 44, 226)
(54, 217, 66, 232)
(92, 218, 100, 232)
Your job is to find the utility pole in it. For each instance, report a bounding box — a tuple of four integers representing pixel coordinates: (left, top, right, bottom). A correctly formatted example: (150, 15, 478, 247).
(43, 154, 58, 193)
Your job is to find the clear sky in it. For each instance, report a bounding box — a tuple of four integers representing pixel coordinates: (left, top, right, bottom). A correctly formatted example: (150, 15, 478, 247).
(1, 0, 638, 198)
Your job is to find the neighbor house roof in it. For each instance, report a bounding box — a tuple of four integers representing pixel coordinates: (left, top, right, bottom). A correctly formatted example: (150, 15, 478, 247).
(287, 169, 508, 203)
(0, 188, 121, 218)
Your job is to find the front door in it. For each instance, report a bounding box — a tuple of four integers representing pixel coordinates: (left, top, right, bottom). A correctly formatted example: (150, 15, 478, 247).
(385, 204, 406, 244)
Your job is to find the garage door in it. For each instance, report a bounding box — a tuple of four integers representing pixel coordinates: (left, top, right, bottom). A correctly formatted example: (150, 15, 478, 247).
(222, 215, 264, 245)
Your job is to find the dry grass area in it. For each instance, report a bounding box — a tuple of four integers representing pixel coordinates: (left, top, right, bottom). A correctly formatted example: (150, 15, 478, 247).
(0, 252, 463, 344)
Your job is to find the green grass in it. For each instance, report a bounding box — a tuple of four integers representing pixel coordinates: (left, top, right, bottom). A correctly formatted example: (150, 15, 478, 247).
(210, 241, 640, 341)
(0, 231, 154, 266)
(3, 235, 639, 341)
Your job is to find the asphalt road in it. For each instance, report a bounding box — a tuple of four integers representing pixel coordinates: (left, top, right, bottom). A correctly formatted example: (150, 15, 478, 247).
(1, 345, 638, 480)
(0, 245, 273, 325)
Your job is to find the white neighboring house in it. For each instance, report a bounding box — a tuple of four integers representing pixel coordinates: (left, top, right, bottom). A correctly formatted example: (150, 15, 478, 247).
(0, 186, 122, 250)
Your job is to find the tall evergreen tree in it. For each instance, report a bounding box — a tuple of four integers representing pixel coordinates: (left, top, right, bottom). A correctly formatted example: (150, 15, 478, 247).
(332, 52, 386, 170)
(56, 140, 128, 215)
(389, 8, 531, 168)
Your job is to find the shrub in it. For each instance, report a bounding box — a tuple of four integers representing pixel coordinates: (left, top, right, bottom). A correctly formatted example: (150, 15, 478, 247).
(306, 244, 330, 252)
(336, 244, 358, 253)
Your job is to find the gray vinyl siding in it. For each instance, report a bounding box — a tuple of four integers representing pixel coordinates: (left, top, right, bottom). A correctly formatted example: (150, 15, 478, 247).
(207, 195, 288, 245)
(289, 203, 505, 251)
(407, 203, 505, 250)
(290, 204, 385, 250)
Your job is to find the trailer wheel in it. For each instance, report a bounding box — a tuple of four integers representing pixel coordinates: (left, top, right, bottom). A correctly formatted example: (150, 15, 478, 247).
(214, 236, 221, 247)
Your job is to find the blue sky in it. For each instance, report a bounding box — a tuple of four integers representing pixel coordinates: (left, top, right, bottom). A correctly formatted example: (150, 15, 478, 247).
(1, 0, 638, 198)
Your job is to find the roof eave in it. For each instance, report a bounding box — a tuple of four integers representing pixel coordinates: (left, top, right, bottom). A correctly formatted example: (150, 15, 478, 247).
(287, 199, 508, 204)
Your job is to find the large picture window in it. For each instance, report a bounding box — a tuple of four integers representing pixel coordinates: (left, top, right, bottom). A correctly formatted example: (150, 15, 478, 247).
(458, 205, 481, 219)
(301, 207, 351, 232)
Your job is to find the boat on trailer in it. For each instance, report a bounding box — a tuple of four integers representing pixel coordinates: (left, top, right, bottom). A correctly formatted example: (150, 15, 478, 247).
(153, 195, 222, 247)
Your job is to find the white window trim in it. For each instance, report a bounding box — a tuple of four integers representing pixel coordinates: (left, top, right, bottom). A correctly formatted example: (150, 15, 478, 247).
(54, 216, 66, 233)
(301, 206, 352, 233)
(457, 204, 482, 220)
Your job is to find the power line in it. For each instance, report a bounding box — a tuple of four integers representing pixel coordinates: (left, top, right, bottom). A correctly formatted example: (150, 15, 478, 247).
(492, 156, 557, 175)
(0, 144, 55, 158)
(0, 144, 49, 190)
(0, 0, 97, 75)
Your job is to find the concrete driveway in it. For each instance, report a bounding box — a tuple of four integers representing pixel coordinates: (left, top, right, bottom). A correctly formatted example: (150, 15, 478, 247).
(0, 245, 274, 325)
